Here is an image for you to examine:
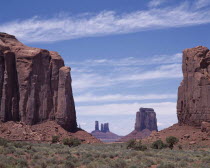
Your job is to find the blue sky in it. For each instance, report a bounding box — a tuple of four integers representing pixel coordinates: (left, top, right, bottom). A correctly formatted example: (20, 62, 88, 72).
(1, 0, 210, 135)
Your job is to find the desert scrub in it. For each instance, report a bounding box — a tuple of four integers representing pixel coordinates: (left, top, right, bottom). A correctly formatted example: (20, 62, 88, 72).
(62, 137, 81, 147)
(151, 140, 167, 149)
(126, 139, 147, 151)
(166, 136, 179, 150)
(0, 137, 8, 147)
(0, 140, 208, 167)
(157, 162, 176, 168)
(51, 135, 59, 143)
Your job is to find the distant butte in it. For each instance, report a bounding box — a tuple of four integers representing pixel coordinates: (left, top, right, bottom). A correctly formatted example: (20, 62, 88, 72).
(120, 108, 158, 142)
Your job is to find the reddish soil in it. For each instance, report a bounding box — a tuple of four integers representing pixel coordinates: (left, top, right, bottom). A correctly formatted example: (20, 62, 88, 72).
(142, 123, 210, 148)
(119, 129, 152, 142)
(0, 121, 101, 144)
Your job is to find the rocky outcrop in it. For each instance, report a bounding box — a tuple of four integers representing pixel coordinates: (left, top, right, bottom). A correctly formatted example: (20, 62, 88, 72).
(0, 33, 77, 132)
(177, 46, 210, 126)
(0, 121, 100, 143)
(135, 108, 158, 132)
(120, 107, 158, 142)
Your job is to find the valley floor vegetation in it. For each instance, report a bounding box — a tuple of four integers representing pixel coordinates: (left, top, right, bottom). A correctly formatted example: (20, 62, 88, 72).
(0, 137, 209, 168)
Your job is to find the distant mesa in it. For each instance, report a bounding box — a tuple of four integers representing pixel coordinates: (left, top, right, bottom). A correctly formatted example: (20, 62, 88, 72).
(120, 107, 158, 142)
(91, 121, 122, 142)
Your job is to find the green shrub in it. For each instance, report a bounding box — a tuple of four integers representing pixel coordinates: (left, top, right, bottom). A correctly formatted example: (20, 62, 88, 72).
(166, 136, 179, 150)
(14, 142, 24, 148)
(51, 136, 59, 143)
(62, 138, 81, 147)
(126, 139, 136, 149)
(151, 140, 167, 149)
(0, 138, 8, 147)
(126, 139, 147, 151)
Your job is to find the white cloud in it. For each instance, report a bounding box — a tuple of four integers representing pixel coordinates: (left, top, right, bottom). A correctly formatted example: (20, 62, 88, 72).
(148, 0, 167, 8)
(75, 93, 176, 103)
(0, 1, 210, 42)
(69, 53, 182, 67)
(72, 63, 182, 91)
(76, 102, 176, 116)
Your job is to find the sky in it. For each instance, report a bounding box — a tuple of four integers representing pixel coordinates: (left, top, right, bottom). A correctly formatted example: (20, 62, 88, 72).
(0, 0, 210, 135)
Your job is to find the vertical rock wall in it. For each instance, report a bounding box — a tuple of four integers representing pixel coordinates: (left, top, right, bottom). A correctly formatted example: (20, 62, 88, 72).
(177, 46, 210, 126)
(0, 33, 77, 132)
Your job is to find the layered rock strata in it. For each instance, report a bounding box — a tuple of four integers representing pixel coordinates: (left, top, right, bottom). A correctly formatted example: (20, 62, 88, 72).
(0, 33, 77, 132)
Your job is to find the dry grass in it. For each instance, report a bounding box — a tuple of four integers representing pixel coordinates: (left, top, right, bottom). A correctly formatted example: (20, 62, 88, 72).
(0, 138, 209, 168)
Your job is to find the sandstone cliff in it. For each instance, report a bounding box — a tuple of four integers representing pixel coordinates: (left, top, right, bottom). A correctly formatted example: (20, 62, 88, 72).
(0, 33, 77, 132)
(177, 46, 210, 126)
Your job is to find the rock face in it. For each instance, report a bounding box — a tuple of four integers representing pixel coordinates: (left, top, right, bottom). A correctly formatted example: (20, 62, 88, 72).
(120, 107, 158, 142)
(135, 108, 158, 132)
(0, 33, 77, 132)
(177, 46, 210, 126)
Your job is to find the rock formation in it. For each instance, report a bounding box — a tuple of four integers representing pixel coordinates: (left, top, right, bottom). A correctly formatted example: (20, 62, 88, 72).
(120, 107, 158, 142)
(91, 121, 122, 142)
(135, 108, 158, 132)
(177, 46, 210, 126)
(101, 123, 110, 133)
(95, 121, 99, 131)
(100, 123, 104, 132)
(0, 33, 77, 132)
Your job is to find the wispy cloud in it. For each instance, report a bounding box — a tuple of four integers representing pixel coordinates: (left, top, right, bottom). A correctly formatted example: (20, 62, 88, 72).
(69, 53, 182, 67)
(148, 0, 167, 8)
(72, 63, 182, 91)
(75, 93, 176, 103)
(194, 0, 210, 9)
(76, 102, 176, 116)
(0, 1, 210, 42)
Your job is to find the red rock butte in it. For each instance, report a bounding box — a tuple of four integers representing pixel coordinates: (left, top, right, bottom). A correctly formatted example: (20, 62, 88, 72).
(0, 33, 77, 132)
(177, 46, 210, 126)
